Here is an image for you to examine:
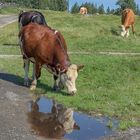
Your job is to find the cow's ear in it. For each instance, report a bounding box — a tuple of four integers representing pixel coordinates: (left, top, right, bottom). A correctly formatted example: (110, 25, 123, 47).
(77, 65, 84, 72)
(56, 64, 67, 73)
(56, 64, 61, 72)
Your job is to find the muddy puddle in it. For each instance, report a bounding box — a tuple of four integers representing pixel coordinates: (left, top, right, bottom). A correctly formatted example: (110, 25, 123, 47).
(27, 96, 118, 140)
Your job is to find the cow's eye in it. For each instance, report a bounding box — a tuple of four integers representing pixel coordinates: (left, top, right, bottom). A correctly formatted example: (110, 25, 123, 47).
(68, 77, 72, 81)
(63, 74, 68, 80)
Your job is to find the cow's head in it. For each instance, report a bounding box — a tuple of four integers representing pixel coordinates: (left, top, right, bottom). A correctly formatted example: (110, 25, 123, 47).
(58, 64, 84, 95)
(57, 107, 80, 133)
(120, 25, 130, 37)
(120, 25, 127, 37)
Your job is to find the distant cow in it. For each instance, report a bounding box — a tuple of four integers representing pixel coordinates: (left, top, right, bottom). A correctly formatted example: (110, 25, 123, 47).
(121, 8, 135, 37)
(18, 10, 47, 30)
(19, 23, 84, 95)
(80, 7, 88, 15)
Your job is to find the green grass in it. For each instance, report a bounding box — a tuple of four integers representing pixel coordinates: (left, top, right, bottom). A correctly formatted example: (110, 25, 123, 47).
(0, 6, 20, 14)
(0, 7, 140, 130)
(1, 9, 140, 53)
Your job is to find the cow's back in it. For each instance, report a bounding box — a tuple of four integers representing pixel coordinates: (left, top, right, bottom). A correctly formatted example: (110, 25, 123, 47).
(122, 9, 135, 26)
(19, 23, 69, 65)
(19, 24, 56, 61)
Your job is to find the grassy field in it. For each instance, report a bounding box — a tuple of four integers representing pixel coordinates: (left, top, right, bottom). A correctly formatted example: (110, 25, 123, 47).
(0, 8, 140, 130)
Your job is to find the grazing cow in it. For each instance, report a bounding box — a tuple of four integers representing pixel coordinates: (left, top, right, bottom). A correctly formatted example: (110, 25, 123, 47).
(121, 8, 135, 37)
(80, 7, 88, 15)
(27, 98, 80, 139)
(18, 10, 47, 30)
(19, 23, 84, 95)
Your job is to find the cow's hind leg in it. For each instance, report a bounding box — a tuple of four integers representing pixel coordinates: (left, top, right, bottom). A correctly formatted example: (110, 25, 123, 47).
(132, 24, 136, 38)
(30, 63, 41, 91)
(23, 59, 30, 86)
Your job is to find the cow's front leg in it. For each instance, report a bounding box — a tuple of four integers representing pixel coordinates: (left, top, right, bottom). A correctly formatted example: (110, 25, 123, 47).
(53, 75, 59, 91)
(53, 75, 64, 91)
(30, 63, 41, 91)
(126, 29, 130, 37)
(23, 59, 30, 86)
(121, 25, 127, 37)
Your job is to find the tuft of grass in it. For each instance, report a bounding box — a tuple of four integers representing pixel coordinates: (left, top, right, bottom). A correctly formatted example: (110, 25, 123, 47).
(0, 6, 19, 14)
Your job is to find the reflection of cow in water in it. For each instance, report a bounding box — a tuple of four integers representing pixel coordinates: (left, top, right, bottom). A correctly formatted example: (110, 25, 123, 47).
(27, 98, 80, 139)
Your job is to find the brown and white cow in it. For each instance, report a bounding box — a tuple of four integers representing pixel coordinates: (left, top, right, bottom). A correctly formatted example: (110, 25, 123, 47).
(80, 7, 88, 15)
(121, 8, 135, 37)
(19, 23, 84, 95)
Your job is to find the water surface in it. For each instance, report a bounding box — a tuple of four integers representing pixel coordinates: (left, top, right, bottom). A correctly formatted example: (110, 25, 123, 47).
(28, 96, 118, 140)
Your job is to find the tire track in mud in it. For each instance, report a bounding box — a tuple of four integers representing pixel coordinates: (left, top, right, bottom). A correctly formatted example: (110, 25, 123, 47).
(1, 51, 140, 59)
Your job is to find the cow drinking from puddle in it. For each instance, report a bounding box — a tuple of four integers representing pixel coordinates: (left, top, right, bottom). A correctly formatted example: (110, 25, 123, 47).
(121, 8, 135, 37)
(19, 23, 84, 95)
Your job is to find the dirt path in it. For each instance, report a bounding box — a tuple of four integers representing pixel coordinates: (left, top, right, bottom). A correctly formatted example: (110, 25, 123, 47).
(0, 72, 46, 140)
(0, 14, 17, 28)
(1, 51, 140, 58)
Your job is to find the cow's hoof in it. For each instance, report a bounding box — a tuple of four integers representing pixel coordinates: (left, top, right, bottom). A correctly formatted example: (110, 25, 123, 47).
(24, 81, 29, 86)
(30, 85, 36, 91)
(53, 86, 60, 91)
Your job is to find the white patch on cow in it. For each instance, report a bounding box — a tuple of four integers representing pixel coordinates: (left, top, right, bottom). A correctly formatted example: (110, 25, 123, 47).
(126, 29, 130, 37)
(121, 25, 126, 37)
(29, 57, 35, 63)
(54, 30, 58, 34)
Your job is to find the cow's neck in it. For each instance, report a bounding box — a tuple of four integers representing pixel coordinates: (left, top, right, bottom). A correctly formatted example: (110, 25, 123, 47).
(54, 44, 70, 69)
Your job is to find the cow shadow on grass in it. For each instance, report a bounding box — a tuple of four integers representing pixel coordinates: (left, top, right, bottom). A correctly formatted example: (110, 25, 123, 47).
(0, 72, 68, 96)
